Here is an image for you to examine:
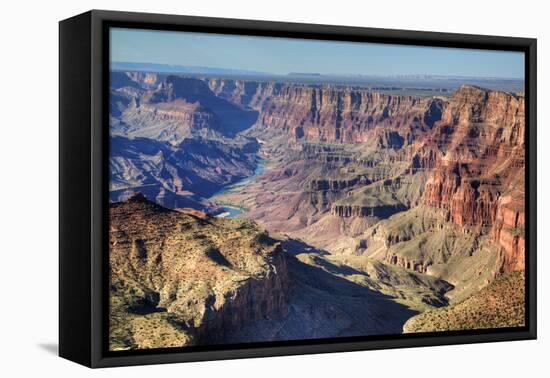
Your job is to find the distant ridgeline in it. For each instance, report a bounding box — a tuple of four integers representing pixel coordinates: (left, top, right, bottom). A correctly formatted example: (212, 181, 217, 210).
(110, 62, 524, 92)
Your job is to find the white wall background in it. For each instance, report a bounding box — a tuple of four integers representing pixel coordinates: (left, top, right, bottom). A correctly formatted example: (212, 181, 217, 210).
(0, 0, 546, 375)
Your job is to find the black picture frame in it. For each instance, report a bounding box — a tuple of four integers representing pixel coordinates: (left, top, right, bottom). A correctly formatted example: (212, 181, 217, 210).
(59, 9, 537, 368)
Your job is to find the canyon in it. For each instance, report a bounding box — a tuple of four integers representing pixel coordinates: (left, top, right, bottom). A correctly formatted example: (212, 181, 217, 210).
(109, 71, 526, 349)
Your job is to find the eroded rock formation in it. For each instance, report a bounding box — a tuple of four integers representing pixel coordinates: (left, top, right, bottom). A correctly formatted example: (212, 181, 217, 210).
(109, 194, 289, 350)
(418, 86, 525, 273)
(208, 78, 445, 143)
(109, 73, 526, 345)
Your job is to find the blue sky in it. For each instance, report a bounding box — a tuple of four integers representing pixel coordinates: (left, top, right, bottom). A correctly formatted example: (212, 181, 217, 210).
(110, 28, 524, 79)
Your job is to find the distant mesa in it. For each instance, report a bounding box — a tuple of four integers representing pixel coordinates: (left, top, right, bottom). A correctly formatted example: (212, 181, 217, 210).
(111, 61, 272, 77)
(287, 72, 323, 77)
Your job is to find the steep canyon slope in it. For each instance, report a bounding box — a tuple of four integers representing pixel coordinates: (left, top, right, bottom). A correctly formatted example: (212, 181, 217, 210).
(109, 72, 526, 347)
(210, 80, 525, 298)
(110, 194, 451, 349)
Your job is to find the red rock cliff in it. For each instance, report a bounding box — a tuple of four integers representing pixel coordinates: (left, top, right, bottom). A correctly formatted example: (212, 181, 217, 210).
(208, 78, 445, 143)
(492, 194, 525, 273)
(420, 86, 525, 272)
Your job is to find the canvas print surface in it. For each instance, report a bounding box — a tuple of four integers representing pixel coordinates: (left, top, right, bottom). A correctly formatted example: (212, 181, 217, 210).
(108, 28, 526, 351)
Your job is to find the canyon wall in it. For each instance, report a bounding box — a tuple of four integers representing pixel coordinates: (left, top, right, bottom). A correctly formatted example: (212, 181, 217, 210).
(208, 78, 444, 143)
(419, 86, 525, 272)
(492, 195, 526, 272)
(109, 194, 289, 350)
(109, 72, 527, 343)
(111, 73, 526, 277)
(205, 79, 526, 275)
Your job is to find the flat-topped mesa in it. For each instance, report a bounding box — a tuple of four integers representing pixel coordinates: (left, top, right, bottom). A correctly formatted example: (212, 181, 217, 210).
(296, 143, 353, 162)
(420, 85, 525, 230)
(114, 76, 259, 143)
(207, 78, 446, 143)
(123, 96, 218, 141)
(150, 75, 215, 103)
(309, 176, 370, 191)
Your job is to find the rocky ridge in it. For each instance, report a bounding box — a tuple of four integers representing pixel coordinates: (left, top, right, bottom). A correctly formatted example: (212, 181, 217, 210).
(208, 78, 445, 143)
(109, 194, 288, 350)
(110, 195, 454, 349)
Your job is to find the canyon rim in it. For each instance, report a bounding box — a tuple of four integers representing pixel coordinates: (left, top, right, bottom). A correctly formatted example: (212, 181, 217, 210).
(108, 29, 526, 351)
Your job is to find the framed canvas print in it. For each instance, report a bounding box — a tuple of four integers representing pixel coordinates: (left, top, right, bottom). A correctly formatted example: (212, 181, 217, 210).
(59, 10, 537, 368)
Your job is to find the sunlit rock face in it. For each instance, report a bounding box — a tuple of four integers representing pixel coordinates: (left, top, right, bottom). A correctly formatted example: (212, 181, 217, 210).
(208, 78, 445, 143)
(108, 73, 526, 349)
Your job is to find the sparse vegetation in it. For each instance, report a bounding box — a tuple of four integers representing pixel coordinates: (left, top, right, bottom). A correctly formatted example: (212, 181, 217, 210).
(506, 225, 525, 238)
(403, 271, 525, 333)
(109, 196, 286, 350)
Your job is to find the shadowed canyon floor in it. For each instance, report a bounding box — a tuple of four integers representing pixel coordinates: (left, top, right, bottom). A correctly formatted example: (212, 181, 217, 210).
(109, 72, 526, 350)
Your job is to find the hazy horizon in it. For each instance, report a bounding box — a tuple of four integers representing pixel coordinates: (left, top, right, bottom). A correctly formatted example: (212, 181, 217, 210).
(110, 60, 525, 80)
(110, 28, 525, 80)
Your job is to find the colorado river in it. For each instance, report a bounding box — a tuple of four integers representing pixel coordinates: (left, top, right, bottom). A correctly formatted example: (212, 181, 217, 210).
(212, 158, 267, 218)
